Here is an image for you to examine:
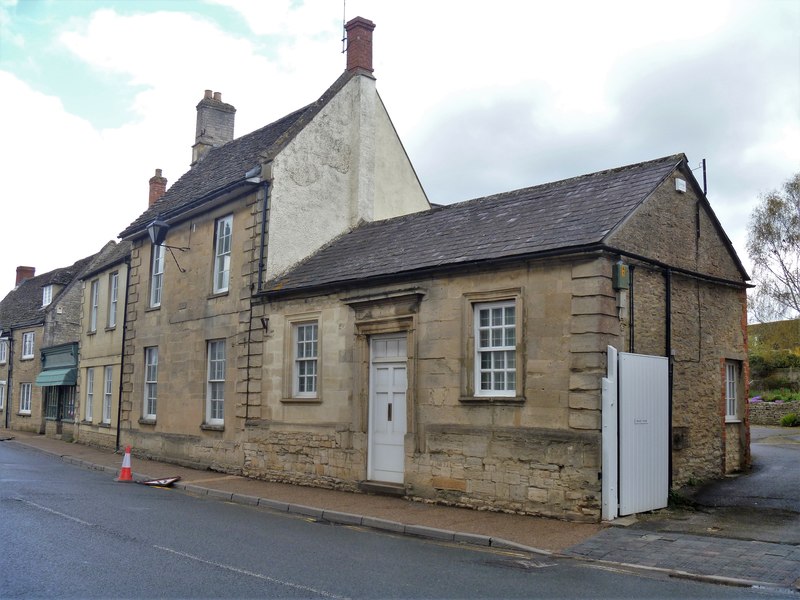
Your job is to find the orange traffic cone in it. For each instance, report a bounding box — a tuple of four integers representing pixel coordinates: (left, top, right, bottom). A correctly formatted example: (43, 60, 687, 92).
(116, 445, 133, 482)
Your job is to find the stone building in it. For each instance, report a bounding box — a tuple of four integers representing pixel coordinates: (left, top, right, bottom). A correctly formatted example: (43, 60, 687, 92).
(75, 240, 132, 450)
(250, 154, 749, 522)
(0, 257, 97, 435)
(116, 17, 429, 467)
(105, 16, 749, 522)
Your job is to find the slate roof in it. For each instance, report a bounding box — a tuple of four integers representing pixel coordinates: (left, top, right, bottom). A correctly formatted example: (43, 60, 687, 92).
(0, 254, 97, 330)
(119, 70, 360, 240)
(263, 154, 687, 295)
(81, 240, 132, 280)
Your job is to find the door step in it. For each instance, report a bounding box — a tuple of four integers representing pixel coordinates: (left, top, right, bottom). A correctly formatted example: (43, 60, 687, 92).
(359, 480, 406, 497)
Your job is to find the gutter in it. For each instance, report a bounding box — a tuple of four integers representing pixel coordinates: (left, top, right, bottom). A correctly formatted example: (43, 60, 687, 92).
(120, 179, 260, 242)
(258, 242, 751, 302)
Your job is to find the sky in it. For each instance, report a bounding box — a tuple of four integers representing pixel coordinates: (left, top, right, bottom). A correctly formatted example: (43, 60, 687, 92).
(0, 0, 798, 299)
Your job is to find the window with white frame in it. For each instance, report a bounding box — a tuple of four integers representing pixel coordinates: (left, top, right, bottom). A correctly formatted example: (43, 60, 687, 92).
(144, 347, 158, 420)
(108, 272, 119, 328)
(206, 340, 225, 425)
(0, 339, 7, 364)
(89, 279, 99, 332)
(725, 361, 740, 421)
(293, 322, 318, 397)
(22, 332, 34, 359)
(85, 367, 94, 421)
(0, 381, 5, 410)
(103, 366, 113, 424)
(150, 244, 165, 308)
(19, 382, 32, 414)
(474, 301, 517, 397)
(213, 215, 233, 294)
(42, 285, 53, 307)
(63, 387, 75, 421)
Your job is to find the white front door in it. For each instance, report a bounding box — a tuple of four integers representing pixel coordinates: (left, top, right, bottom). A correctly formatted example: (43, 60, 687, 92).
(368, 334, 407, 483)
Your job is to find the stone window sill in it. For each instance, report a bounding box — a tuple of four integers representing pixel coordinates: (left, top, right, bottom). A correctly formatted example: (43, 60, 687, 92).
(280, 397, 322, 405)
(459, 395, 525, 405)
(139, 418, 156, 426)
(201, 423, 224, 432)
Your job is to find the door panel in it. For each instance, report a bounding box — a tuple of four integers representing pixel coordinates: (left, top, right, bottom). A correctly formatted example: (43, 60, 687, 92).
(369, 335, 407, 483)
(618, 352, 669, 515)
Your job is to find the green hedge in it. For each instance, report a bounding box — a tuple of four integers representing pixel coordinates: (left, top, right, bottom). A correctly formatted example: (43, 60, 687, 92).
(749, 349, 800, 378)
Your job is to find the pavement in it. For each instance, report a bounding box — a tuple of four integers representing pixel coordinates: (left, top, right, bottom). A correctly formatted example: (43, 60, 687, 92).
(2, 428, 799, 593)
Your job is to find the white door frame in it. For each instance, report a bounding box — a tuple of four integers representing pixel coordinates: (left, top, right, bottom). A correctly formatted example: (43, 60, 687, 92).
(367, 333, 408, 483)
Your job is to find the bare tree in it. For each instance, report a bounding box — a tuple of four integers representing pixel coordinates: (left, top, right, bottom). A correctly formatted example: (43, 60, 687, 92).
(747, 172, 800, 322)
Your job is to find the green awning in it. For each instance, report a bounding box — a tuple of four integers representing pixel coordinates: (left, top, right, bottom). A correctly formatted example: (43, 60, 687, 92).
(35, 368, 77, 387)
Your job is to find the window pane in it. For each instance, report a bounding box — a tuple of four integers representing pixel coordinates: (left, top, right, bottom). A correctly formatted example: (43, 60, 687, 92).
(479, 330, 489, 349)
(491, 307, 503, 326)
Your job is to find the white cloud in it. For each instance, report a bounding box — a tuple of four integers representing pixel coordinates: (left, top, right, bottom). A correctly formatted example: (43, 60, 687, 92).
(0, 0, 797, 293)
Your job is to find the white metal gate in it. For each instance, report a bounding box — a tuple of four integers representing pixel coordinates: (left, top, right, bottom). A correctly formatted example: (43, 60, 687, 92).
(602, 346, 669, 519)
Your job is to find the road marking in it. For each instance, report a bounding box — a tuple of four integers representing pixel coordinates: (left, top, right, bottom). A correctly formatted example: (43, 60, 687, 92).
(17, 498, 94, 526)
(154, 545, 348, 599)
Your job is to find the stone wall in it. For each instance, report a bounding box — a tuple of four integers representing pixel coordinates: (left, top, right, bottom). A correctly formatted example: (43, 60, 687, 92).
(77, 425, 116, 450)
(607, 171, 749, 482)
(119, 191, 258, 473)
(246, 257, 611, 521)
(408, 425, 601, 522)
(749, 401, 799, 425)
(242, 423, 364, 491)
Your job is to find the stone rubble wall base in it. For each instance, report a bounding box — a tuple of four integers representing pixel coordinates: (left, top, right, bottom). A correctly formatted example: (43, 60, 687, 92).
(75, 428, 117, 451)
(241, 423, 601, 522)
(121, 430, 245, 475)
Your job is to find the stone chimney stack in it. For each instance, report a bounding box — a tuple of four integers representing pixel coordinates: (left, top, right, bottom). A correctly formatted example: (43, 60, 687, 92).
(345, 17, 375, 73)
(16, 266, 35, 286)
(191, 90, 236, 167)
(148, 168, 167, 206)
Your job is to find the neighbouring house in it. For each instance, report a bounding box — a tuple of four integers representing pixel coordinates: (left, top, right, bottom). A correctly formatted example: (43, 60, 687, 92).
(116, 17, 429, 468)
(0, 257, 97, 436)
(75, 240, 132, 450)
(250, 154, 750, 521)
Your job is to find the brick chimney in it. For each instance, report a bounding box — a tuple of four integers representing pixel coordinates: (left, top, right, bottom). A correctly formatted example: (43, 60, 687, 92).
(191, 90, 236, 167)
(16, 266, 35, 286)
(148, 168, 167, 206)
(345, 17, 375, 73)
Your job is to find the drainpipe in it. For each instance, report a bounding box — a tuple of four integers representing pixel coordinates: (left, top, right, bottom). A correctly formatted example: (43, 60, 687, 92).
(628, 266, 635, 353)
(256, 180, 271, 293)
(115, 257, 132, 452)
(665, 268, 673, 488)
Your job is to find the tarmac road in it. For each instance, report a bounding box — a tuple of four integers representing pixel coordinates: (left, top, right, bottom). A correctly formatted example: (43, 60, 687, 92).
(627, 426, 800, 545)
